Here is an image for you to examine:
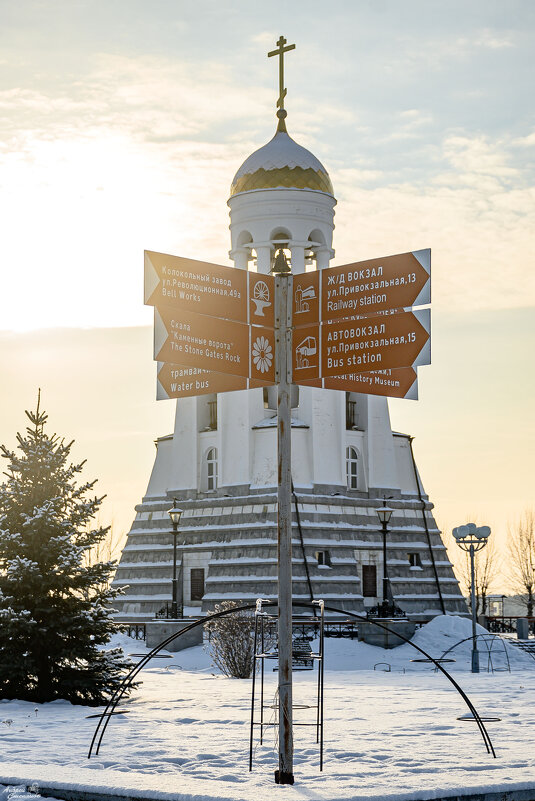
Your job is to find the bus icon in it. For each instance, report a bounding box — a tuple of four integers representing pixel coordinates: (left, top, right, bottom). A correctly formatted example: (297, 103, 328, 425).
(295, 336, 317, 369)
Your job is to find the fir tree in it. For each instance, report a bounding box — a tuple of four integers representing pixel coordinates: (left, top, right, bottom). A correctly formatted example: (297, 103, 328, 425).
(0, 394, 133, 705)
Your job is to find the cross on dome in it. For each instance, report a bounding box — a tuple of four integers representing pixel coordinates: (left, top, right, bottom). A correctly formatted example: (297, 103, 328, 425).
(268, 35, 296, 113)
(228, 37, 333, 198)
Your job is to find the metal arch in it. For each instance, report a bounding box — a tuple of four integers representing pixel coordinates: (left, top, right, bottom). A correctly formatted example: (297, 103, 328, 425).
(407, 436, 446, 614)
(88, 601, 495, 760)
(439, 633, 511, 673)
(88, 603, 259, 758)
(322, 605, 495, 757)
(487, 633, 511, 672)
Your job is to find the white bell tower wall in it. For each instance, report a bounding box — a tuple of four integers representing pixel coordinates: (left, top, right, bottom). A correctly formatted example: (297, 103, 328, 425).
(228, 188, 336, 274)
(226, 185, 402, 495)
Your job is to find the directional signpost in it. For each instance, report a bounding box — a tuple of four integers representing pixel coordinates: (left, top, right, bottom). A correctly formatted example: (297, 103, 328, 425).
(321, 249, 430, 319)
(156, 363, 271, 400)
(291, 249, 431, 399)
(146, 249, 277, 397)
(147, 246, 431, 398)
(145, 250, 275, 327)
(141, 37, 435, 783)
(153, 305, 276, 383)
(300, 366, 419, 400)
(292, 308, 430, 382)
(292, 248, 430, 323)
(145, 241, 431, 786)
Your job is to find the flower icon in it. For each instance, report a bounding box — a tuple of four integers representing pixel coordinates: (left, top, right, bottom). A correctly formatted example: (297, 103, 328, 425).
(252, 336, 273, 374)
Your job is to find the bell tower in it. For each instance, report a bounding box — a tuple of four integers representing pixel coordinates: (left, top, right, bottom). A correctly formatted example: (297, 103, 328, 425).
(111, 42, 467, 622)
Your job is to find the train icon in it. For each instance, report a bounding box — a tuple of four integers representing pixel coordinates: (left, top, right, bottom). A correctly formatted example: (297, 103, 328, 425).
(294, 284, 316, 314)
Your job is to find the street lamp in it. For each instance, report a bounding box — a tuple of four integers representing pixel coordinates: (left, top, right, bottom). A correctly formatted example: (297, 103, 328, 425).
(377, 504, 394, 612)
(452, 523, 491, 673)
(366, 503, 404, 619)
(167, 499, 183, 619)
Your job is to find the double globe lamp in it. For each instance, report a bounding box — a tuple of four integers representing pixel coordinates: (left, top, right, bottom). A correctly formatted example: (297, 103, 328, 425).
(452, 523, 491, 673)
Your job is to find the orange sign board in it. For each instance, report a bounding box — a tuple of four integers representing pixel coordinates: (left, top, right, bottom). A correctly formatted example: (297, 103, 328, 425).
(157, 362, 274, 400)
(322, 309, 430, 377)
(319, 249, 431, 321)
(293, 324, 321, 383)
(248, 272, 275, 328)
(145, 250, 274, 327)
(154, 306, 276, 383)
(250, 328, 276, 383)
(293, 272, 320, 327)
(145, 250, 247, 321)
(292, 309, 430, 380)
(298, 367, 418, 400)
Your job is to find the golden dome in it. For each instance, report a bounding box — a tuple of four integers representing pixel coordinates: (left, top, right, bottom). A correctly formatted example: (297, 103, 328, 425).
(230, 117, 334, 198)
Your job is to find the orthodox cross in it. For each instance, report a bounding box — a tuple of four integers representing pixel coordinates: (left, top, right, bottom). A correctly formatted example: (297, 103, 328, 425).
(268, 35, 296, 110)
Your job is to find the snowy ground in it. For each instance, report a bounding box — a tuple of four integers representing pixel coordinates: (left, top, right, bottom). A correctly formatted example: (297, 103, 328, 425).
(1, 616, 535, 801)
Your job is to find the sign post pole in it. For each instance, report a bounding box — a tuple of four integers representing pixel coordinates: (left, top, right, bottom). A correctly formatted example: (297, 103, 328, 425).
(274, 267, 294, 785)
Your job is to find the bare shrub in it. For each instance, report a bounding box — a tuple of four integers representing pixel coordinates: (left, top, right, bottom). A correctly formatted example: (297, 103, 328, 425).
(508, 509, 535, 616)
(456, 536, 500, 616)
(206, 601, 274, 679)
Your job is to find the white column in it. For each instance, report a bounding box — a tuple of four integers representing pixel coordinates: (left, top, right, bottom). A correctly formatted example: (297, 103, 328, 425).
(316, 248, 332, 270)
(290, 245, 305, 274)
(229, 247, 249, 270)
(255, 245, 272, 275)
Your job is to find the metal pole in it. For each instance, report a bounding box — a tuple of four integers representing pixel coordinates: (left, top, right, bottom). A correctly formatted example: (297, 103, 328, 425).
(260, 616, 265, 744)
(178, 551, 184, 617)
(470, 543, 479, 673)
(382, 521, 388, 605)
(171, 528, 178, 619)
(319, 600, 325, 772)
(275, 271, 294, 785)
(408, 437, 446, 614)
(249, 614, 259, 771)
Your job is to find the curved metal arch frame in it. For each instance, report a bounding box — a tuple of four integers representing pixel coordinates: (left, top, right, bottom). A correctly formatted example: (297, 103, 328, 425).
(89, 602, 496, 760)
(439, 633, 511, 673)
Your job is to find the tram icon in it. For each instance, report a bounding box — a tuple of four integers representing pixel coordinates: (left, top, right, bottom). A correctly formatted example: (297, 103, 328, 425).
(294, 283, 316, 314)
(295, 335, 317, 369)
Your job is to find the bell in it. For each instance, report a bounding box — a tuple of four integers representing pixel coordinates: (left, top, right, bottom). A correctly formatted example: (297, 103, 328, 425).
(271, 248, 291, 274)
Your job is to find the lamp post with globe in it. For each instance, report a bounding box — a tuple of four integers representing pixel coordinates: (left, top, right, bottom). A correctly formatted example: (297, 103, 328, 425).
(167, 500, 183, 619)
(367, 503, 405, 619)
(452, 523, 491, 673)
(378, 504, 394, 612)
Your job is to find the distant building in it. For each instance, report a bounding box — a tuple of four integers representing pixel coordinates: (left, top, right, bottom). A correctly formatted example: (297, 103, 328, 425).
(487, 595, 531, 617)
(112, 102, 466, 622)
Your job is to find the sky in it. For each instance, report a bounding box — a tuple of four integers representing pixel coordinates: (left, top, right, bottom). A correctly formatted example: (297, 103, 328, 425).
(1, 0, 534, 590)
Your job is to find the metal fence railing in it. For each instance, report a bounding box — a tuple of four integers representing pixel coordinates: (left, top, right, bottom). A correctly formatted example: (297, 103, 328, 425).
(486, 616, 535, 635)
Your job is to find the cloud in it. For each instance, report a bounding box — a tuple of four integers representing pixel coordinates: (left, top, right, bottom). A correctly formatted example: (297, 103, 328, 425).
(332, 132, 535, 312)
(1, 49, 533, 331)
(513, 131, 535, 147)
(441, 135, 520, 179)
(472, 28, 515, 49)
(250, 32, 277, 47)
(0, 53, 277, 330)
(0, 52, 273, 148)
